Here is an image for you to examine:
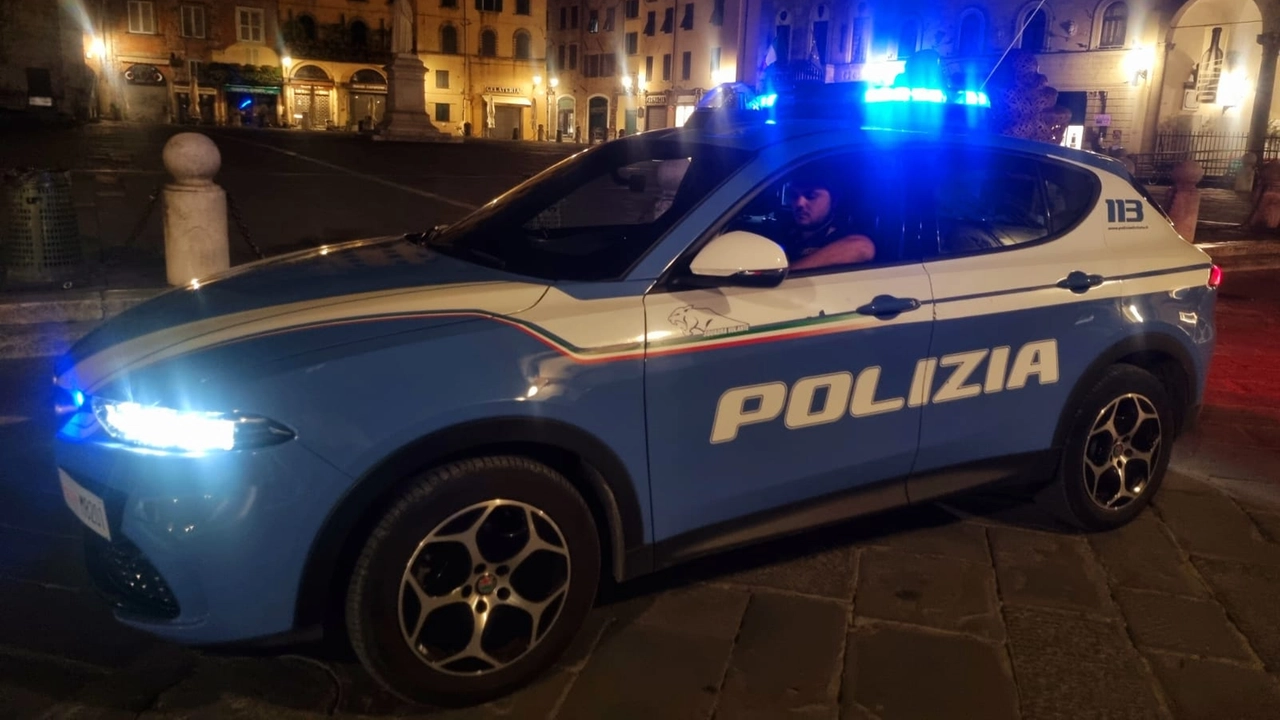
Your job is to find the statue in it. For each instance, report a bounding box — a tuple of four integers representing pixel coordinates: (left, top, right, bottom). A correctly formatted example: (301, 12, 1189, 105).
(391, 0, 416, 55)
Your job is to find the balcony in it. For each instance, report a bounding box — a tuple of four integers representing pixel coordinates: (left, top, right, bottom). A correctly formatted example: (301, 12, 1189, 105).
(282, 20, 391, 65)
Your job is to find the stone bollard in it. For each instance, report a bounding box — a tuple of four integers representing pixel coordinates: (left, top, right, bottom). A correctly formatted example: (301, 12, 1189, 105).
(162, 132, 229, 286)
(1248, 160, 1280, 230)
(1163, 159, 1204, 242)
(1235, 152, 1258, 193)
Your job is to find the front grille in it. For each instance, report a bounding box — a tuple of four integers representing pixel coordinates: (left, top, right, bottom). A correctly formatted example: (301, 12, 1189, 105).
(84, 533, 181, 620)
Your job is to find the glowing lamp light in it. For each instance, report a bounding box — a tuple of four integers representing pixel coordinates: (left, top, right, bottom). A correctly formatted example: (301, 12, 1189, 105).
(621, 75, 633, 90)
(533, 74, 542, 86)
(87, 37, 105, 59)
(93, 399, 237, 453)
(550, 77, 559, 88)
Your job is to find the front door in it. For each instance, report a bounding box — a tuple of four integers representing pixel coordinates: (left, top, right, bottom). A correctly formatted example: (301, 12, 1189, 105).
(643, 146, 934, 553)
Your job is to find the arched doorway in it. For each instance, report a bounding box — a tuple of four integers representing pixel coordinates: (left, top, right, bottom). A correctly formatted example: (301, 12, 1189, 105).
(1157, 0, 1265, 180)
(291, 64, 334, 129)
(557, 96, 576, 140)
(348, 68, 386, 130)
(588, 96, 608, 143)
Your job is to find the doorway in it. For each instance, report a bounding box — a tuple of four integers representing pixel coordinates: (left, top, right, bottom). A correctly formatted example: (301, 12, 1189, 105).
(588, 96, 608, 143)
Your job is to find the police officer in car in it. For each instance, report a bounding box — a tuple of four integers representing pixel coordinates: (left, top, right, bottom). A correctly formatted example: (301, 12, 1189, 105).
(781, 172, 876, 271)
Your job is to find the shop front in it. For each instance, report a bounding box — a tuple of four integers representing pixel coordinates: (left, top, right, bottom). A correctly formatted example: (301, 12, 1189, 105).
(120, 63, 169, 123)
(483, 86, 531, 140)
(645, 91, 669, 130)
(225, 84, 279, 126)
(291, 64, 335, 130)
(348, 68, 387, 132)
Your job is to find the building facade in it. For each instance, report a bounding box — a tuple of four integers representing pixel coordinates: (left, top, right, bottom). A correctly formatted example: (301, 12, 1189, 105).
(546, 0, 746, 142)
(74, 0, 547, 137)
(0, 0, 93, 120)
(740, 0, 1280, 175)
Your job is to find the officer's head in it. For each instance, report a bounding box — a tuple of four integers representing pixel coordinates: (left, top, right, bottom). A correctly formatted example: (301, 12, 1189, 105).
(786, 174, 836, 230)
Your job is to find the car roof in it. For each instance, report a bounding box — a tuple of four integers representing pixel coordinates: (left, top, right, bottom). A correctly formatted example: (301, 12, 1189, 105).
(641, 115, 1134, 182)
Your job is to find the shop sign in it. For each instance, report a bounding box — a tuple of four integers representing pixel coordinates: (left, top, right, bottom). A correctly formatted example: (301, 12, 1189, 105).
(484, 86, 522, 95)
(350, 83, 387, 92)
(645, 93, 667, 106)
(225, 84, 281, 95)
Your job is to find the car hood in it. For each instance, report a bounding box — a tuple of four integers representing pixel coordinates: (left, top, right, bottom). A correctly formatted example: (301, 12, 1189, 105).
(60, 235, 549, 392)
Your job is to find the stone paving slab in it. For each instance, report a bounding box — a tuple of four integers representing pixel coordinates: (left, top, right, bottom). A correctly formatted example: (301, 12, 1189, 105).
(855, 548, 1004, 641)
(842, 624, 1019, 720)
(1116, 588, 1257, 662)
(989, 527, 1118, 617)
(1190, 558, 1280, 672)
(714, 592, 846, 720)
(1145, 653, 1280, 720)
(1003, 607, 1167, 720)
(1088, 512, 1211, 598)
(1153, 490, 1280, 566)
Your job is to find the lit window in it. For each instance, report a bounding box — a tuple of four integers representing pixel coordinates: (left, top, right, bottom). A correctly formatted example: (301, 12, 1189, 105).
(237, 7, 264, 43)
(180, 5, 205, 39)
(127, 1, 156, 34)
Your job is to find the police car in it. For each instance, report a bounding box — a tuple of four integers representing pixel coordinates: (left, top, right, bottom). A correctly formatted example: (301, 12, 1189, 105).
(52, 76, 1218, 706)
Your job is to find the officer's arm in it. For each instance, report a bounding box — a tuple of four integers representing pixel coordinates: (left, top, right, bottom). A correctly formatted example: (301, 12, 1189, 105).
(790, 234, 876, 270)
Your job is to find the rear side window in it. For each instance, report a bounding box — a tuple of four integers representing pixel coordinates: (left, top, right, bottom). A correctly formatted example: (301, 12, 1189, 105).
(1040, 160, 1097, 233)
(917, 146, 1098, 257)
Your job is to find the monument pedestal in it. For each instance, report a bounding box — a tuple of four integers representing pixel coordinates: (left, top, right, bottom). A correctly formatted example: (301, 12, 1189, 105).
(375, 53, 458, 142)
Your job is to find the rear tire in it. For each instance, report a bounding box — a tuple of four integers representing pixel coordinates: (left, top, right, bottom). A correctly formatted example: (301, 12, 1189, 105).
(1040, 364, 1175, 531)
(345, 456, 601, 707)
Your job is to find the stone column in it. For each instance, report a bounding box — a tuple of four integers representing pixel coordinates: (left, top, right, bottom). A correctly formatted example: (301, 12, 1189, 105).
(1247, 31, 1280, 163)
(161, 133, 229, 285)
(375, 0, 454, 142)
(1164, 160, 1204, 242)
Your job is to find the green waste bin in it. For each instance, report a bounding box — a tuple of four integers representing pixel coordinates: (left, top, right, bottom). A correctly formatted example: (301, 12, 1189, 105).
(2, 169, 83, 285)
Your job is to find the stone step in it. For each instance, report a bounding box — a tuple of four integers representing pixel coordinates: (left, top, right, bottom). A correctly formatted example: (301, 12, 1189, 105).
(0, 322, 100, 359)
(0, 288, 162, 326)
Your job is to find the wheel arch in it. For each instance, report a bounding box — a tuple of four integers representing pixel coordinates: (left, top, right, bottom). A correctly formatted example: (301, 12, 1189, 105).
(292, 416, 652, 632)
(1051, 330, 1199, 454)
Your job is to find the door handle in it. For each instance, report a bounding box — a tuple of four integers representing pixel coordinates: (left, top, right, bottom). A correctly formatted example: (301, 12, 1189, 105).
(856, 294, 922, 319)
(1057, 270, 1104, 294)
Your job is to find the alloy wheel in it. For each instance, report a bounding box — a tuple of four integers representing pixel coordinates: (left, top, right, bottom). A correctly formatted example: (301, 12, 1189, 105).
(1082, 392, 1163, 511)
(398, 499, 571, 675)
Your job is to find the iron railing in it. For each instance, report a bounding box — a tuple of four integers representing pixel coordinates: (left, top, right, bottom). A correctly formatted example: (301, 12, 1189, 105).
(1129, 132, 1280, 185)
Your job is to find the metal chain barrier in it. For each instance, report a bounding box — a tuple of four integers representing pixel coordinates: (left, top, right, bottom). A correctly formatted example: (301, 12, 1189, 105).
(225, 191, 265, 260)
(122, 184, 164, 249)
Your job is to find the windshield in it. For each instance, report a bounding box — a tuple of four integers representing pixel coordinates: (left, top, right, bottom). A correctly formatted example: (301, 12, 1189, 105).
(426, 134, 755, 281)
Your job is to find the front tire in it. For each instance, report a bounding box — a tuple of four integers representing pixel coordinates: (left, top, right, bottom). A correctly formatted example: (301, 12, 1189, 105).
(1042, 364, 1175, 531)
(345, 456, 601, 707)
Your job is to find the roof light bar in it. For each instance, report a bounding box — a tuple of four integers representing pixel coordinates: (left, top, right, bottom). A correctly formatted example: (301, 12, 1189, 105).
(864, 85, 990, 107)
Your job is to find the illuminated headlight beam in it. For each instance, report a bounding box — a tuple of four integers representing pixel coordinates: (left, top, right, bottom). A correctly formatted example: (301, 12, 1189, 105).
(90, 398, 294, 453)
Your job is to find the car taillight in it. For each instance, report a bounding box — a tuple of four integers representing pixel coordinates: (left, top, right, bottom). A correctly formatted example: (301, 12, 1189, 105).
(1208, 264, 1223, 289)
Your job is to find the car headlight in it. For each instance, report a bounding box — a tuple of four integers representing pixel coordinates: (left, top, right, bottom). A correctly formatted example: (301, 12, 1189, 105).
(90, 398, 295, 453)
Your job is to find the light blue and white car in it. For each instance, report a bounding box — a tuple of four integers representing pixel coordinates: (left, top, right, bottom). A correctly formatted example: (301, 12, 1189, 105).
(52, 80, 1219, 705)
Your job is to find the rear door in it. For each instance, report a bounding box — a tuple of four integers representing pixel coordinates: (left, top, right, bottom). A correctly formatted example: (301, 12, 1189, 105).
(905, 142, 1119, 501)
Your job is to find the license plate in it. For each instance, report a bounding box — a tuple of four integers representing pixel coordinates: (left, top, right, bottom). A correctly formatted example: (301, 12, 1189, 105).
(59, 469, 111, 541)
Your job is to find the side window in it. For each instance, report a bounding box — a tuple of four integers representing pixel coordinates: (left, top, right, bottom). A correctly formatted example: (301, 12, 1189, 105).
(1040, 160, 1097, 233)
(717, 149, 914, 273)
(925, 148, 1096, 256)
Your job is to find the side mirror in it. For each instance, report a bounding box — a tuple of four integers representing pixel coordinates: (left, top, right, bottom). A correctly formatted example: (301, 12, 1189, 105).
(685, 231, 788, 287)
